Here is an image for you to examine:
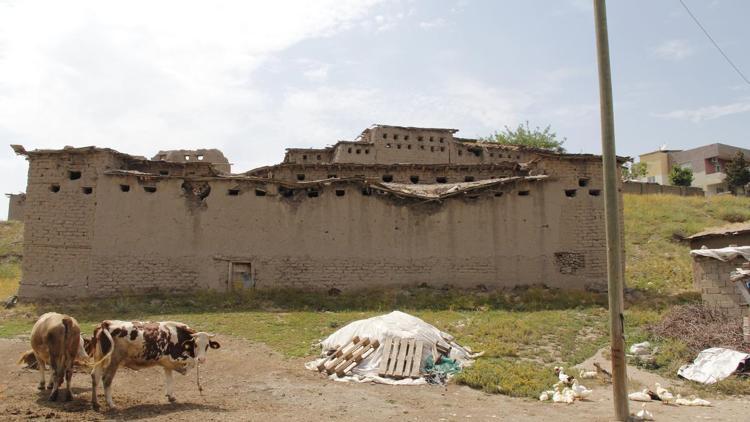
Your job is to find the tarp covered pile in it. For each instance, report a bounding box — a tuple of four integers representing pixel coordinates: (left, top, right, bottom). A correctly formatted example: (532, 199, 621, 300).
(306, 311, 480, 385)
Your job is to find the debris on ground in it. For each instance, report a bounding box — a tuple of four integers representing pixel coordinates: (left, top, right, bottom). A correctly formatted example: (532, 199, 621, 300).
(593, 362, 612, 383)
(678, 347, 750, 384)
(675, 395, 711, 407)
(306, 311, 481, 385)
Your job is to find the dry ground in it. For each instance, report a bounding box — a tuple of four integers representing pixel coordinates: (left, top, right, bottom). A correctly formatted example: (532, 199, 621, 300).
(1, 337, 747, 421)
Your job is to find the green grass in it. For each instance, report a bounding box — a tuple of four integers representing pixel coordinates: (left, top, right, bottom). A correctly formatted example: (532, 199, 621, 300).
(2, 194, 750, 398)
(624, 194, 750, 293)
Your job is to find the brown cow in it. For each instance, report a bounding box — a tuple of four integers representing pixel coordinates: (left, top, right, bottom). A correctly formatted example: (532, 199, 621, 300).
(19, 312, 82, 401)
(88, 320, 220, 410)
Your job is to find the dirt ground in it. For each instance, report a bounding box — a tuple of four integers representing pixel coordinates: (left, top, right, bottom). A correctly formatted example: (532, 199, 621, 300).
(1, 337, 747, 421)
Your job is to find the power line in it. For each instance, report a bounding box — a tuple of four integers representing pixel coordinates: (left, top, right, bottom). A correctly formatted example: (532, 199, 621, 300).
(678, 0, 750, 86)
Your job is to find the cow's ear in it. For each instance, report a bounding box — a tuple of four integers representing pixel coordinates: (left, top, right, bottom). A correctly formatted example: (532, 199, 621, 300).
(209, 340, 221, 349)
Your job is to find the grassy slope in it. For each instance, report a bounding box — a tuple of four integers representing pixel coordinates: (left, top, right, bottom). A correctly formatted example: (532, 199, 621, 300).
(624, 194, 750, 293)
(1, 194, 749, 397)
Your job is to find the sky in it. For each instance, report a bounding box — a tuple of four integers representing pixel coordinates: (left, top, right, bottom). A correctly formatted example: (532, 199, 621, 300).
(1, 0, 749, 218)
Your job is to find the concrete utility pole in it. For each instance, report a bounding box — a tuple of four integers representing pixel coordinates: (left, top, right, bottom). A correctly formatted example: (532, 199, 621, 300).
(592, 0, 629, 420)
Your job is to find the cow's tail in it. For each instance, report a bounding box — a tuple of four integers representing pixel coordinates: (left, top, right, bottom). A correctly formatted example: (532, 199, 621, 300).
(91, 326, 114, 372)
(60, 317, 76, 373)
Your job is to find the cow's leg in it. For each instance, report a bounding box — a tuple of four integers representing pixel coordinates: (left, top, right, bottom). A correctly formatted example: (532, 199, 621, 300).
(164, 368, 176, 403)
(91, 366, 102, 410)
(102, 362, 119, 410)
(47, 353, 61, 401)
(37, 358, 46, 390)
(63, 367, 73, 401)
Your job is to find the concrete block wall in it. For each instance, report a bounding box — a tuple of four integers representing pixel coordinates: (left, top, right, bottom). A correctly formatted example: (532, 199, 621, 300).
(692, 256, 750, 318)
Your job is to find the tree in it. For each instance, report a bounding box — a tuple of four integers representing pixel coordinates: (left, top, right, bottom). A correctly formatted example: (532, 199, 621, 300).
(669, 165, 693, 187)
(481, 121, 566, 153)
(622, 161, 648, 181)
(724, 151, 750, 195)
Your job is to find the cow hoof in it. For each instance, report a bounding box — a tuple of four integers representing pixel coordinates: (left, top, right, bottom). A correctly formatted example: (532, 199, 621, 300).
(37, 383, 45, 391)
(92, 402, 100, 411)
(48, 391, 59, 402)
(64, 391, 73, 402)
(167, 395, 176, 403)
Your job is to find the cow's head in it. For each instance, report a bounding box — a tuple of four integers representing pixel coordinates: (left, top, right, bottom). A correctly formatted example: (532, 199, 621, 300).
(188, 332, 220, 364)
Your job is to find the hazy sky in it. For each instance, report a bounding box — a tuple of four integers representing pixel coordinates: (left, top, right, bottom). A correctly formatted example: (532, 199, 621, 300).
(2, 0, 749, 218)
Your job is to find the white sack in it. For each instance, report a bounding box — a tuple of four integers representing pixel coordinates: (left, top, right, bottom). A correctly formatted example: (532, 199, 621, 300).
(307, 311, 474, 381)
(678, 347, 750, 384)
(690, 246, 750, 262)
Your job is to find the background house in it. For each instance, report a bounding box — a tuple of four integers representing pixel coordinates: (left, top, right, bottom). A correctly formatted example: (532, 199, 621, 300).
(638, 143, 750, 195)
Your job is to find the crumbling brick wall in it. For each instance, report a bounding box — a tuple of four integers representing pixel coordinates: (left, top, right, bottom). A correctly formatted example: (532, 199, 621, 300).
(692, 256, 750, 318)
(6, 193, 26, 221)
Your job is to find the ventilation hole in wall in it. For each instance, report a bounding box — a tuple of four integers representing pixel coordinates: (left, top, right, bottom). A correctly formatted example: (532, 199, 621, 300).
(472, 149, 481, 157)
(356, 149, 361, 154)
(578, 178, 589, 187)
(589, 189, 601, 196)
(407, 144, 412, 149)
(120, 184, 130, 192)
(184, 155, 191, 160)
(404, 135, 409, 140)
(410, 175, 419, 184)
(436, 176, 447, 183)
(382, 174, 394, 182)
(420, 145, 425, 150)
(440, 147, 445, 152)
(50, 184, 60, 193)
(565, 189, 577, 197)
(327, 174, 337, 179)
(159, 170, 169, 176)
(69, 170, 81, 180)
(494, 192, 504, 197)
(430, 146, 435, 152)
(197, 155, 204, 161)
(458, 150, 463, 156)
(144, 186, 157, 193)
(348, 148, 352, 153)
(417, 136, 423, 141)
(490, 153, 494, 157)
(316, 155, 321, 160)
(516, 155, 521, 159)
(255, 189, 266, 196)
(82, 187, 93, 195)
(439, 138, 444, 143)
(279, 187, 294, 197)
(397, 144, 401, 149)
(365, 149, 369, 154)
(228, 189, 240, 196)
(464, 176, 475, 182)
(385, 143, 391, 148)
(307, 189, 319, 198)
(518, 190, 530, 196)
(297, 174, 305, 181)
(393, 134, 399, 140)
(361, 187, 372, 196)
(382, 133, 388, 139)
(335, 189, 346, 196)
(302, 155, 307, 160)
(429, 136, 434, 142)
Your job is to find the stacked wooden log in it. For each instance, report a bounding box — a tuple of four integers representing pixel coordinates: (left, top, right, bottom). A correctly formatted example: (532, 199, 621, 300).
(316, 336, 380, 377)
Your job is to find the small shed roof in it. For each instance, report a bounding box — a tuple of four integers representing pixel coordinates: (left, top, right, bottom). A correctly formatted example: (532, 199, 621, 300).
(688, 223, 750, 241)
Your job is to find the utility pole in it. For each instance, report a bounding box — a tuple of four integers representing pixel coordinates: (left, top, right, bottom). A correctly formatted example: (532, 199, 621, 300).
(592, 0, 629, 420)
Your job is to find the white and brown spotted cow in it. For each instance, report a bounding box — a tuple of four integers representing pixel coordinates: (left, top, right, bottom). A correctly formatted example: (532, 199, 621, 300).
(19, 312, 83, 401)
(88, 320, 220, 410)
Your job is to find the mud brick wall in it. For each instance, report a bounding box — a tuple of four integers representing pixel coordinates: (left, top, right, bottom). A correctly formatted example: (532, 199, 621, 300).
(17, 148, 617, 299)
(692, 256, 750, 318)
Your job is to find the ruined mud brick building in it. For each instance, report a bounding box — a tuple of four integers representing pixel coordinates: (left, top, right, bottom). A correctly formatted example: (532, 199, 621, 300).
(12, 125, 621, 299)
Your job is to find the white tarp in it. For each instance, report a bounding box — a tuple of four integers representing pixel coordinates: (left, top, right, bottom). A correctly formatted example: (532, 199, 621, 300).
(305, 311, 477, 384)
(678, 347, 750, 384)
(690, 246, 750, 262)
